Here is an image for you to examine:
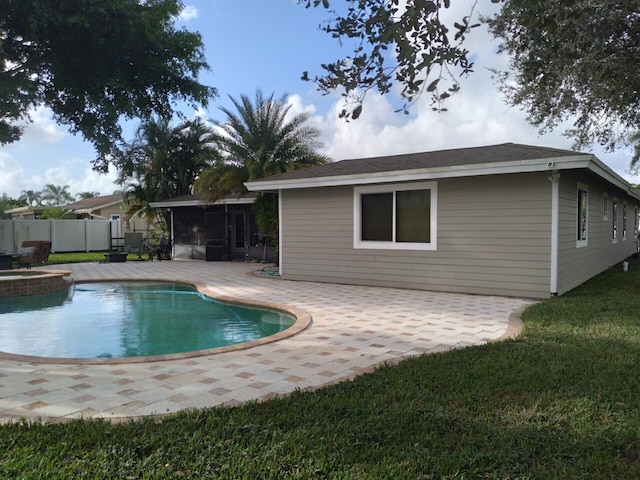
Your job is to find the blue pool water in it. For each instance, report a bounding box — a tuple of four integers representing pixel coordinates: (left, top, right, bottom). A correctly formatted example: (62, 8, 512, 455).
(0, 282, 295, 359)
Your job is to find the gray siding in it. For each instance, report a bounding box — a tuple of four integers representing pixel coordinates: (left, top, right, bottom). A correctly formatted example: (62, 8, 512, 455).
(280, 173, 553, 298)
(556, 172, 640, 295)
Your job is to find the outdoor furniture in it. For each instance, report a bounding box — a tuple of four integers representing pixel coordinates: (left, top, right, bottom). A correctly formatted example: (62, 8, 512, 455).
(150, 237, 171, 261)
(104, 252, 127, 263)
(17, 240, 52, 269)
(124, 232, 144, 260)
(0, 252, 16, 270)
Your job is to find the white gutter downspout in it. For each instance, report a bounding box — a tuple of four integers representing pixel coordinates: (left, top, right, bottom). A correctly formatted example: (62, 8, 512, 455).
(550, 173, 560, 296)
(278, 190, 283, 275)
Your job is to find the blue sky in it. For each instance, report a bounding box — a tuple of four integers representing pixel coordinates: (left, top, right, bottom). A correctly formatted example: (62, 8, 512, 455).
(1, 0, 637, 200)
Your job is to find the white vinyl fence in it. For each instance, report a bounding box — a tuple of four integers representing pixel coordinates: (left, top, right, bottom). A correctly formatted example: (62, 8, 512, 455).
(0, 219, 119, 253)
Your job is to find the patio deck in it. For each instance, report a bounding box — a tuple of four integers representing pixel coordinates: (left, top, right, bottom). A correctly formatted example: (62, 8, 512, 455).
(0, 261, 535, 423)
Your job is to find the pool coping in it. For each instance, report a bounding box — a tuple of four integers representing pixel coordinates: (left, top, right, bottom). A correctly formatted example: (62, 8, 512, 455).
(0, 277, 312, 365)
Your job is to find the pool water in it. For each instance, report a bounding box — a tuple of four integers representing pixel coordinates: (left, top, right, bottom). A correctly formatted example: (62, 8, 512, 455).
(0, 282, 295, 359)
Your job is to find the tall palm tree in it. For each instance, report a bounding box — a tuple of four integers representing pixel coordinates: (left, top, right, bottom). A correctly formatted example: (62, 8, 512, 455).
(18, 189, 41, 206)
(194, 91, 329, 246)
(39, 184, 74, 206)
(116, 116, 218, 235)
(194, 90, 329, 200)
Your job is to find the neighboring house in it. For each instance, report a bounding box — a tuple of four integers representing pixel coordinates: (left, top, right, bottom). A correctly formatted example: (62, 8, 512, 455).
(245, 143, 640, 299)
(64, 194, 152, 236)
(149, 194, 274, 262)
(4, 205, 47, 219)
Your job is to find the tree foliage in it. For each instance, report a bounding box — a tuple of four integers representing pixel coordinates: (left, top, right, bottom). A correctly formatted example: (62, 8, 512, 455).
(39, 184, 74, 206)
(303, 0, 640, 159)
(485, 0, 640, 154)
(1, 0, 215, 171)
(116, 116, 217, 234)
(0, 193, 20, 218)
(195, 90, 329, 248)
(195, 90, 329, 200)
(300, 0, 482, 119)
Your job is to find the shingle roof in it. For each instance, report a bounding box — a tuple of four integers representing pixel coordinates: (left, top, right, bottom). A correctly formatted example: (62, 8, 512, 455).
(250, 143, 585, 183)
(65, 194, 123, 210)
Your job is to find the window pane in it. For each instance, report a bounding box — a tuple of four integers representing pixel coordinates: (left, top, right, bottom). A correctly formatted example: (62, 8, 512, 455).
(361, 193, 392, 241)
(396, 189, 431, 243)
(577, 188, 587, 241)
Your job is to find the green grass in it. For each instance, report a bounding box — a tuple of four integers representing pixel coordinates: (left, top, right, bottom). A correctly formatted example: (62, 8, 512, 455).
(46, 251, 143, 264)
(3, 260, 640, 478)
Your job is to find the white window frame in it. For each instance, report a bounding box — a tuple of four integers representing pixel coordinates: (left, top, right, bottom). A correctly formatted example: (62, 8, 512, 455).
(353, 181, 437, 251)
(612, 198, 619, 243)
(623, 203, 628, 241)
(576, 182, 588, 248)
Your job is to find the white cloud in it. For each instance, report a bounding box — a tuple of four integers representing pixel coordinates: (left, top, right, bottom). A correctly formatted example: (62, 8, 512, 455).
(21, 106, 66, 144)
(179, 5, 198, 21)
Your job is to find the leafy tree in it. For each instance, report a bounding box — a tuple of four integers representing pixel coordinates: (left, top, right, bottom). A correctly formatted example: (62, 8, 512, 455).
(39, 184, 74, 206)
(1, 0, 216, 171)
(39, 206, 75, 219)
(0, 193, 20, 218)
(76, 192, 101, 200)
(303, 0, 640, 158)
(485, 1, 640, 156)
(194, 90, 329, 250)
(116, 116, 218, 235)
(300, 0, 481, 119)
(18, 189, 41, 207)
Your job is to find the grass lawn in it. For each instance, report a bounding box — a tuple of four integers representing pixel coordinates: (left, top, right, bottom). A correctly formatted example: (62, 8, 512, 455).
(2, 260, 640, 478)
(46, 251, 144, 264)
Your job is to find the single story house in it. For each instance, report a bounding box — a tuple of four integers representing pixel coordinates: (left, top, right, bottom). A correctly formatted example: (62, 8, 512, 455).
(149, 194, 274, 262)
(245, 143, 640, 299)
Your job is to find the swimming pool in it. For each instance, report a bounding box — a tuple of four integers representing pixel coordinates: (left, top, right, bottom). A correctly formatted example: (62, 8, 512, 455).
(0, 281, 296, 360)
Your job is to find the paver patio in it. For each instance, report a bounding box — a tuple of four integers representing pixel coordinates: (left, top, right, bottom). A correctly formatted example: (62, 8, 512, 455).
(0, 261, 535, 423)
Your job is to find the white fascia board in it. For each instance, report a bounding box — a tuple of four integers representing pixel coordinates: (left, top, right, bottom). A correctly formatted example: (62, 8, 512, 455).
(4, 206, 35, 214)
(586, 157, 640, 201)
(149, 197, 255, 208)
(245, 155, 594, 191)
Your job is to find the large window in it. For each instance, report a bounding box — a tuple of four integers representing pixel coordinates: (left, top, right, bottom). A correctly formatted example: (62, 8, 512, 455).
(576, 183, 588, 247)
(354, 182, 437, 250)
(623, 204, 628, 241)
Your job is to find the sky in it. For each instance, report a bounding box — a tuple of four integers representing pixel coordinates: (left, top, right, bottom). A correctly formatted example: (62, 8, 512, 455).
(1, 0, 637, 200)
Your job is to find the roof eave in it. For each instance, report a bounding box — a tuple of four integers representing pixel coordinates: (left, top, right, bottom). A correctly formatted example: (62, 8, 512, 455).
(245, 155, 594, 191)
(150, 197, 256, 208)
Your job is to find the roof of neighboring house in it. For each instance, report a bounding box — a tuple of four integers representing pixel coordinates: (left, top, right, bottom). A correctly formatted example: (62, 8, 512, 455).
(65, 194, 124, 212)
(3, 205, 45, 215)
(149, 193, 258, 208)
(244, 143, 639, 199)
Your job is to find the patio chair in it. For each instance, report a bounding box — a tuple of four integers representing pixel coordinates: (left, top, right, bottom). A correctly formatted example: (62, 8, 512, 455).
(124, 232, 144, 260)
(17, 240, 52, 269)
(149, 237, 172, 261)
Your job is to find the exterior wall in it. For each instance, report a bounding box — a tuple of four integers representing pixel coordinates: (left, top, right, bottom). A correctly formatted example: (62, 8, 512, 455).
(280, 172, 553, 298)
(556, 172, 640, 295)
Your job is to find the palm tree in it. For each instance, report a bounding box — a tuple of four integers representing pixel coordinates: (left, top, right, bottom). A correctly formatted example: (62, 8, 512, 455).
(195, 90, 328, 197)
(39, 184, 74, 206)
(76, 191, 100, 200)
(115, 116, 218, 235)
(194, 90, 329, 242)
(18, 189, 41, 206)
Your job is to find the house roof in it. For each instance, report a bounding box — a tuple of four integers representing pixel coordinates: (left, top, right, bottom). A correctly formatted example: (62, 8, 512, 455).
(65, 194, 124, 212)
(149, 193, 258, 208)
(245, 143, 639, 199)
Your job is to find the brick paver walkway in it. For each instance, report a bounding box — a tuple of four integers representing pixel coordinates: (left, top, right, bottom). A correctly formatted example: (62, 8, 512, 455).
(0, 261, 535, 423)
